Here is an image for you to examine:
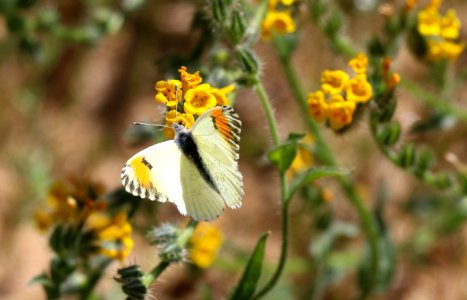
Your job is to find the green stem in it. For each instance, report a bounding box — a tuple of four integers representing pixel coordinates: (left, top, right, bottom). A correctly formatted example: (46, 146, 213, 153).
(274, 39, 380, 297)
(254, 79, 281, 146)
(142, 261, 170, 288)
(251, 78, 292, 298)
(252, 176, 289, 299)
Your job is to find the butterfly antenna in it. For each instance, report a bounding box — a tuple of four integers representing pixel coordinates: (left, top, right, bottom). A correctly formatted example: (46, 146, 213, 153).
(175, 83, 180, 119)
(133, 122, 171, 129)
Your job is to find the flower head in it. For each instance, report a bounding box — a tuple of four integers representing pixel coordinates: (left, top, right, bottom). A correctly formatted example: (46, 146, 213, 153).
(163, 110, 195, 138)
(152, 66, 236, 139)
(155, 80, 182, 108)
(348, 53, 368, 74)
(307, 53, 372, 131)
(261, 9, 296, 40)
(307, 90, 328, 123)
(34, 179, 134, 263)
(440, 9, 461, 39)
(321, 70, 349, 95)
(88, 211, 134, 262)
(34, 179, 106, 231)
(183, 84, 217, 116)
(327, 95, 356, 130)
(287, 134, 314, 180)
(179, 66, 202, 91)
(417, 8, 441, 36)
(211, 84, 236, 106)
(427, 39, 465, 61)
(189, 222, 224, 268)
(268, 0, 295, 9)
(345, 74, 373, 103)
(415, 4, 464, 61)
(405, 0, 419, 12)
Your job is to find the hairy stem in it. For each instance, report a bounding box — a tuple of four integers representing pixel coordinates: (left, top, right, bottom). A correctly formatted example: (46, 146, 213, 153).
(252, 79, 291, 298)
(274, 38, 380, 297)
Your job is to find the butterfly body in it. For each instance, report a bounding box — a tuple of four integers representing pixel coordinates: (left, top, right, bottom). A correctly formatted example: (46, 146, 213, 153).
(121, 106, 243, 221)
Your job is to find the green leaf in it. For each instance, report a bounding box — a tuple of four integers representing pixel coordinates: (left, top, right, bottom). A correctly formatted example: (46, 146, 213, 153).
(229, 232, 269, 300)
(29, 273, 53, 288)
(267, 133, 305, 173)
(288, 166, 349, 199)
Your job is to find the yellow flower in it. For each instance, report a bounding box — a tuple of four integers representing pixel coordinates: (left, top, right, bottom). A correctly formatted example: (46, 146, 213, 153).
(163, 110, 195, 138)
(417, 8, 441, 36)
(178, 66, 202, 92)
(427, 39, 465, 61)
(440, 9, 461, 39)
(287, 134, 314, 180)
(34, 179, 106, 231)
(427, 0, 441, 10)
(88, 211, 134, 262)
(348, 53, 368, 74)
(268, 0, 295, 9)
(439, 41, 465, 60)
(321, 70, 349, 95)
(307, 90, 328, 123)
(155, 80, 182, 108)
(211, 84, 236, 106)
(183, 84, 217, 116)
(261, 10, 296, 40)
(327, 95, 356, 130)
(189, 222, 224, 268)
(404, 0, 419, 12)
(345, 74, 373, 103)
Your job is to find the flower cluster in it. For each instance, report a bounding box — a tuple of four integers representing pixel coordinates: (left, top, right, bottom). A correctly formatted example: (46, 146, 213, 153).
(34, 179, 133, 262)
(261, 0, 296, 40)
(189, 222, 224, 268)
(155, 66, 235, 138)
(307, 53, 373, 130)
(87, 211, 134, 262)
(416, 1, 464, 61)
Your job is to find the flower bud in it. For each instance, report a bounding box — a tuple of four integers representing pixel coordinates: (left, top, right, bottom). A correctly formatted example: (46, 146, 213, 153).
(212, 0, 227, 24)
(115, 265, 147, 300)
(416, 147, 435, 172)
(230, 10, 247, 44)
(397, 144, 416, 168)
(377, 122, 401, 146)
(236, 46, 259, 75)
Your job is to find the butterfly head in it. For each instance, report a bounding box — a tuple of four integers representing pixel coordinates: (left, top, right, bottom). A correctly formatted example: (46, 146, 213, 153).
(173, 122, 189, 134)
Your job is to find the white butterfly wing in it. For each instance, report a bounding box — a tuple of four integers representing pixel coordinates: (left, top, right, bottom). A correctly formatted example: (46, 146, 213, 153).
(191, 106, 244, 209)
(121, 140, 187, 216)
(180, 153, 225, 221)
(121, 139, 225, 221)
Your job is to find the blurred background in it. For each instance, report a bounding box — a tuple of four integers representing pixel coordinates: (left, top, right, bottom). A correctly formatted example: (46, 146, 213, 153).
(1, 0, 467, 299)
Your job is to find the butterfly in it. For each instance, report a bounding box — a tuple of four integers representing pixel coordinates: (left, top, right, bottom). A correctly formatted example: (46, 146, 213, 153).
(121, 106, 243, 221)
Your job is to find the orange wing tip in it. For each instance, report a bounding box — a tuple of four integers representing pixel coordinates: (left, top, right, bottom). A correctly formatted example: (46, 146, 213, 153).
(210, 106, 241, 146)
